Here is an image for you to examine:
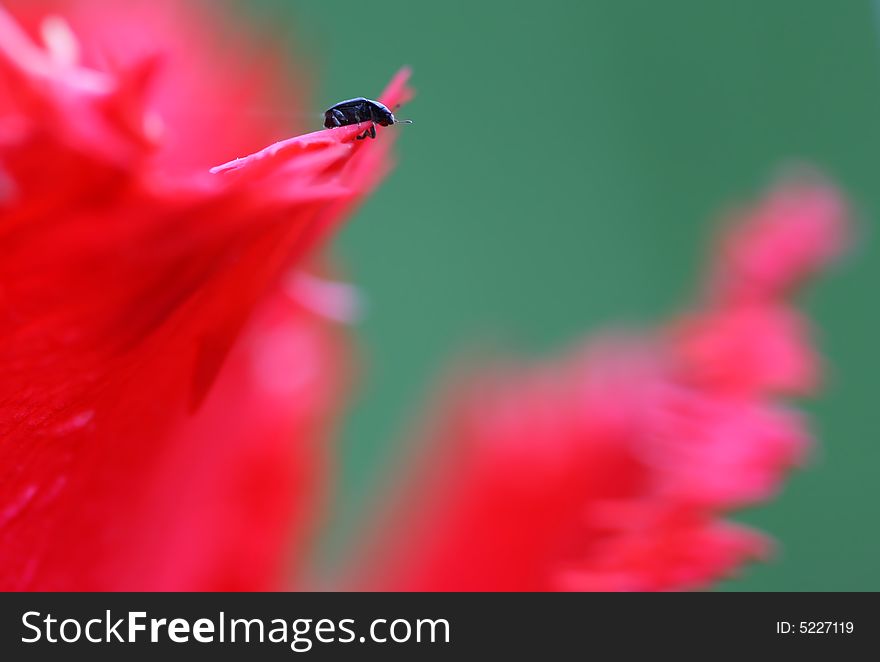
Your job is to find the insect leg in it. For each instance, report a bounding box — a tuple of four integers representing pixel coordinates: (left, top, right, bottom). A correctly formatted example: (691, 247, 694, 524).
(331, 109, 346, 127)
(369, 124, 376, 139)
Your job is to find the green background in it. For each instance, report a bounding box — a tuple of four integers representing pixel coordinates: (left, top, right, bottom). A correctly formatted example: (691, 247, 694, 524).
(247, 0, 880, 590)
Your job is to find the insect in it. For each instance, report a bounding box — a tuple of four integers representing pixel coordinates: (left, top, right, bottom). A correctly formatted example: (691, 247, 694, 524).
(323, 97, 412, 140)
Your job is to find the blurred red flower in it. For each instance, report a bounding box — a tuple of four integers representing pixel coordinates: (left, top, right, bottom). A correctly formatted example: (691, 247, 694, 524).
(0, 0, 848, 592)
(356, 181, 846, 591)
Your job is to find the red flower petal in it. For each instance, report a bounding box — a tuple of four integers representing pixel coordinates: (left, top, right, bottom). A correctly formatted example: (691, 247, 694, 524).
(560, 504, 771, 592)
(2, 0, 310, 174)
(670, 303, 819, 396)
(0, 1, 411, 590)
(354, 180, 847, 592)
(646, 389, 810, 508)
(709, 180, 847, 304)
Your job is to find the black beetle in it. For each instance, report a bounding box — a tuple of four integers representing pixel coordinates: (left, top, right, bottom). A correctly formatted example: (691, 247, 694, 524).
(323, 97, 411, 140)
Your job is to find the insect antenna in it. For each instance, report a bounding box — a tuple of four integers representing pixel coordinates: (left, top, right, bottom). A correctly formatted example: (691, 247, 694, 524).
(390, 103, 414, 124)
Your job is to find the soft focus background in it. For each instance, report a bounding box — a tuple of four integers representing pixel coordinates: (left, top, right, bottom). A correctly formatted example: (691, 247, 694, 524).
(246, 0, 879, 590)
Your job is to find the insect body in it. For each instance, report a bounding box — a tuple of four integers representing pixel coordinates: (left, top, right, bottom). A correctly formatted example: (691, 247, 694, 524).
(323, 97, 411, 140)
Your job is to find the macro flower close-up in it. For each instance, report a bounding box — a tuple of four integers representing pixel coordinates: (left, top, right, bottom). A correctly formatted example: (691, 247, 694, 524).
(1, 0, 877, 601)
(0, 0, 409, 590)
